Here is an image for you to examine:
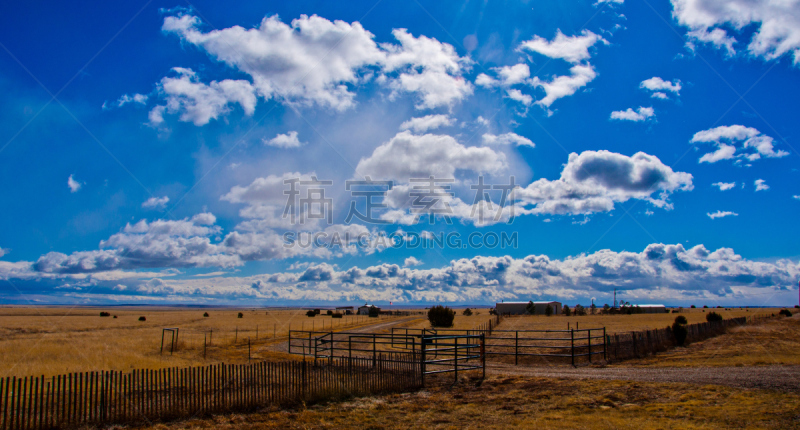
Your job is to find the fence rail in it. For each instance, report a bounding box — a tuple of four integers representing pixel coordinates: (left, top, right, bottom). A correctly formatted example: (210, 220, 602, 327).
(0, 354, 420, 430)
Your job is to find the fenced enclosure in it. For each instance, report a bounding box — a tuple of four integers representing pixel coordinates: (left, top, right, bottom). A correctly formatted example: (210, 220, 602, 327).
(288, 331, 487, 384)
(391, 327, 606, 366)
(0, 354, 420, 430)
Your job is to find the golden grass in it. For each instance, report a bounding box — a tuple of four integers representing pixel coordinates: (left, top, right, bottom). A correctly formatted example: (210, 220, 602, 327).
(0, 307, 401, 378)
(493, 308, 774, 335)
(142, 375, 800, 429)
(623, 315, 800, 367)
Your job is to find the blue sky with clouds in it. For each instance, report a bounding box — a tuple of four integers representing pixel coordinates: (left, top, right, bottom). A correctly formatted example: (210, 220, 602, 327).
(1, 0, 799, 307)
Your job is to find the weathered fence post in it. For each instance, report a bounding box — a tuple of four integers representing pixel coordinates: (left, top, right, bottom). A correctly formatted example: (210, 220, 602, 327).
(515, 331, 519, 365)
(570, 329, 575, 367)
(603, 327, 607, 362)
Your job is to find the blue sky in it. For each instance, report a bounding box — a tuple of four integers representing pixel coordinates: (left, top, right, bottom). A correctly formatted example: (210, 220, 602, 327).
(0, 0, 798, 307)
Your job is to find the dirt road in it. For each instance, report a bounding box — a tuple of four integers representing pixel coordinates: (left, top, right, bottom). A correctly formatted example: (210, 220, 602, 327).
(487, 363, 800, 392)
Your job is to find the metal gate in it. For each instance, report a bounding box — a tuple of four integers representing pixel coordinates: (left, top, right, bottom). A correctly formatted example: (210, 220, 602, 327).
(420, 334, 485, 385)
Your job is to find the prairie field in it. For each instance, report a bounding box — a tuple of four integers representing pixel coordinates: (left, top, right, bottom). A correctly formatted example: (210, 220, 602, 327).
(0, 307, 402, 378)
(399, 307, 775, 335)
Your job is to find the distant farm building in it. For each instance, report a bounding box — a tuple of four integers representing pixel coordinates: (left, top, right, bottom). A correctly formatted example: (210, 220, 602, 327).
(336, 306, 354, 315)
(633, 304, 667, 313)
(357, 304, 381, 315)
(495, 301, 562, 315)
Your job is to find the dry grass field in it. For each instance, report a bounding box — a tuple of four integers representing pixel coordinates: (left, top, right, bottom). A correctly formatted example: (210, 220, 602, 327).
(623, 314, 800, 367)
(0, 307, 401, 378)
(141, 375, 800, 430)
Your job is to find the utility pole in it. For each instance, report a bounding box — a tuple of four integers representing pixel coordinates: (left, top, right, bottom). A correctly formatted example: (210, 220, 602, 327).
(613, 288, 617, 309)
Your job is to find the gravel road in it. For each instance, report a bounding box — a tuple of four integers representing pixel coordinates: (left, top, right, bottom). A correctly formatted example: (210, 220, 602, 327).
(487, 363, 800, 392)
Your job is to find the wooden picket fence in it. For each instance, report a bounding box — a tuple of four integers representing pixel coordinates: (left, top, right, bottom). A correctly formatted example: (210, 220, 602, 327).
(0, 353, 420, 430)
(605, 316, 753, 361)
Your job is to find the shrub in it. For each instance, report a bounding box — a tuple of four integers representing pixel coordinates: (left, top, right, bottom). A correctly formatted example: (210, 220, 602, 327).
(674, 315, 688, 325)
(326, 310, 333, 315)
(462, 308, 473, 316)
(488, 308, 497, 315)
(671, 310, 679, 313)
(672, 322, 688, 346)
(113, 315, 117, 319)
(237, 312, 243, 318)
(525, 301, 535, 315)
(795, 305, 799, 309)
(562, 305, 571, 316)
(203, 312, 209, 317)
(779, 309, 793, 317)
(368, 306, 379, 318)
(703, 305, 708, 309)
(314, 309, 321, 315)
(99, 312, 111, 317)
(690, 305, 696, 309)
(706, 312, 723, 322)
(428, 305, 455, 328)
(306, 310, 316, 317)
(138, 316, 146, 321)
(545, 304, 553, 317)
(574, 304, 586, 316)
(332, 313, 343, 318)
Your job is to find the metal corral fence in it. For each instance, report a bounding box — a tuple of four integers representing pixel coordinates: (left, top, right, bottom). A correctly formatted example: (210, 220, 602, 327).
(606, 316, 751, 361)
(0, 354, 420, 430)
(288, 331, 486, 384)
(391, 327, 606, 366)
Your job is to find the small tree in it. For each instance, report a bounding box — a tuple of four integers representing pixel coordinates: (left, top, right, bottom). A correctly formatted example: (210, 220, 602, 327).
(99, 312, 111, 317)
(138, 316, 146, 321)
(428, 305, 455, 327)
(326, 310, 333, 315)
(203, 312, 209, 317)
(603, 304, 611, 314)
(525, 301, 535, 315)
(489, 308, 497, 315)
(690, 305, 696, 309)
(779, 309, 793, 317)
(545, 304, 553, 317)
(706, 312, 723, 322)
(672, 320, 688, 346)
(674, 315, 688, 325)
(574, 304, 586, 316)
(368, 306, 379, 318)
(462, 308, 473, 316)
(590, 303, 597, 315)
(237, 312, 243, 318)
(562, 305, 571, 316)
(306, 310, 316, 317)
(331, 312, 343, 318)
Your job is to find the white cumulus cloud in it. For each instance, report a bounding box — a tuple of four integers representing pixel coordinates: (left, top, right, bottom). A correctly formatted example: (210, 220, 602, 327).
(399, 114, 454, 133)
(264, 131, 304, 148)
(707, 210, 738, 219)
(712, 182, 736, 191)
(672, 0, 800, 64)
(755, 179, 769, 191)
(691, 125, 789, 163)
(610, 106, 655, 121)
(142, 196, 170, 209)
(640, 77, 682, 98)
(67, 175, 82, 193)
(482, 132, 535, 147)
(403, 256, 423, 267)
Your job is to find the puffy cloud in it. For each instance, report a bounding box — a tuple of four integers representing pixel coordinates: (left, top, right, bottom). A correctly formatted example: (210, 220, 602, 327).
(158, 14, 472, 118)
(794, 195, 800, 200)
(142, 196, 169, 209)
(404, 256, 422, 267)
(518, 30, 606, 64)
(482, 132, 535, 147)
(110, 93, 148, 108)
(530, 64, 597, 109)
(67, 175, 82, 193)
(708, 210, 738, 219)
(517, 150, 693, 215)
(610, 106, 655, 121)
(475, 64, 530, 87)
(149, 68, 257, 126)
(382, 29, 474, 110)
(399, 114, 454, 133)
(0, 247, 8, 258)
(355, 131, 507, 181)
(264, 131, 304, 148)
(755, 179, 769, 191)
(163, 14, 383, 111)
(505, 89, 533, 105)
(639, 77, 682, 98)
(672, 0, 800, 64)
(712, 181, 736, 191)
(691, 125, 789, 163)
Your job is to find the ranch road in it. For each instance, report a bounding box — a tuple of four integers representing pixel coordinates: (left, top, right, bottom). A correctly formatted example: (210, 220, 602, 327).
(487, 363, 800, 392)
